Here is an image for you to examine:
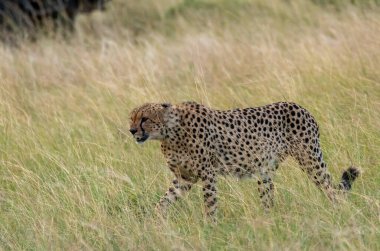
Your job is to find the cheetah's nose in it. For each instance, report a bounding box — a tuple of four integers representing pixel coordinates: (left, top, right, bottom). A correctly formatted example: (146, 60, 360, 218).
(129, 128, 137, 135)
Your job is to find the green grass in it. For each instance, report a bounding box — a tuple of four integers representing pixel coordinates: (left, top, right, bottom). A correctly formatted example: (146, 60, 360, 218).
(0, 0, 379, 250)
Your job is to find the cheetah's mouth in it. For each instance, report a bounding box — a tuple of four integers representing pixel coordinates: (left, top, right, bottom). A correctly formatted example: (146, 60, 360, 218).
(136, 134, 149, 144)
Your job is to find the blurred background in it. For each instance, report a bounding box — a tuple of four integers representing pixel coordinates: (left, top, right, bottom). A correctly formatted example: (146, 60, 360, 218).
(0, 0, 379, 250)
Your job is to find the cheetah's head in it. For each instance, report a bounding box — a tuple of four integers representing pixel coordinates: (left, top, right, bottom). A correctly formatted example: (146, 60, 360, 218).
(129, 103, 171, 144)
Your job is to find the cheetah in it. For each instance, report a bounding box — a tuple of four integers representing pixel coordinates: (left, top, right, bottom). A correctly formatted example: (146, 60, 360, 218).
(129, 101, 360, 219)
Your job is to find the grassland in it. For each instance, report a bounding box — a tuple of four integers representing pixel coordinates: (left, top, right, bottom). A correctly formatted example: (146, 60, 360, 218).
(0, 0, 379, 250)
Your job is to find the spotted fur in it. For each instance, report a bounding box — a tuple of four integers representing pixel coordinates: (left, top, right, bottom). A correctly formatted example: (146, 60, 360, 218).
(129, 101, 360, 219)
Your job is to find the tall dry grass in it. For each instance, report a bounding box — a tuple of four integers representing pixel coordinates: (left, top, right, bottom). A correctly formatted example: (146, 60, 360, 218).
(0, 0, 379, 250)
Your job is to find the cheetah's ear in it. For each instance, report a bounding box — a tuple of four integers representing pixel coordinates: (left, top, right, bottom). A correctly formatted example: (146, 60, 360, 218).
(161, 103, 171, 108)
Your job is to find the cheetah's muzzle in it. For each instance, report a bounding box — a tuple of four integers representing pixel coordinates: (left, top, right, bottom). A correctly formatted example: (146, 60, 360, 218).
(136, 133, 149, 144)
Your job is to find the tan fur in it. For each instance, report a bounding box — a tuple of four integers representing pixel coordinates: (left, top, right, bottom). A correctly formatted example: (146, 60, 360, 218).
(129, 101, 360, 220)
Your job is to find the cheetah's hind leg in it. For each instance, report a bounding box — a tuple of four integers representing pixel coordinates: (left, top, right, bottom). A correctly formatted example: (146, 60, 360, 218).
(257, 159, 278, 212)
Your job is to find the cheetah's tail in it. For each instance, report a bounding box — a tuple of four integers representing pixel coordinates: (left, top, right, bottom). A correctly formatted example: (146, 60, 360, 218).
(338, 166, 361, 191)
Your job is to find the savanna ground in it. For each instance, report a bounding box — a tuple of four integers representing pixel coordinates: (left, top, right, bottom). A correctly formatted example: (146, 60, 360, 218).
(0, 0, 379, 250)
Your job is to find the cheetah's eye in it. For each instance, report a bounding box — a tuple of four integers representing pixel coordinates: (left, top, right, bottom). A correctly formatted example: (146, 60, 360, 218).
(141, 117, 149, 123)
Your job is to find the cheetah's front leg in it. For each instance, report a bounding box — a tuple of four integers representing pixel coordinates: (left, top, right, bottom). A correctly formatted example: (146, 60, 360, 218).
(155, 178, 193, 216)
